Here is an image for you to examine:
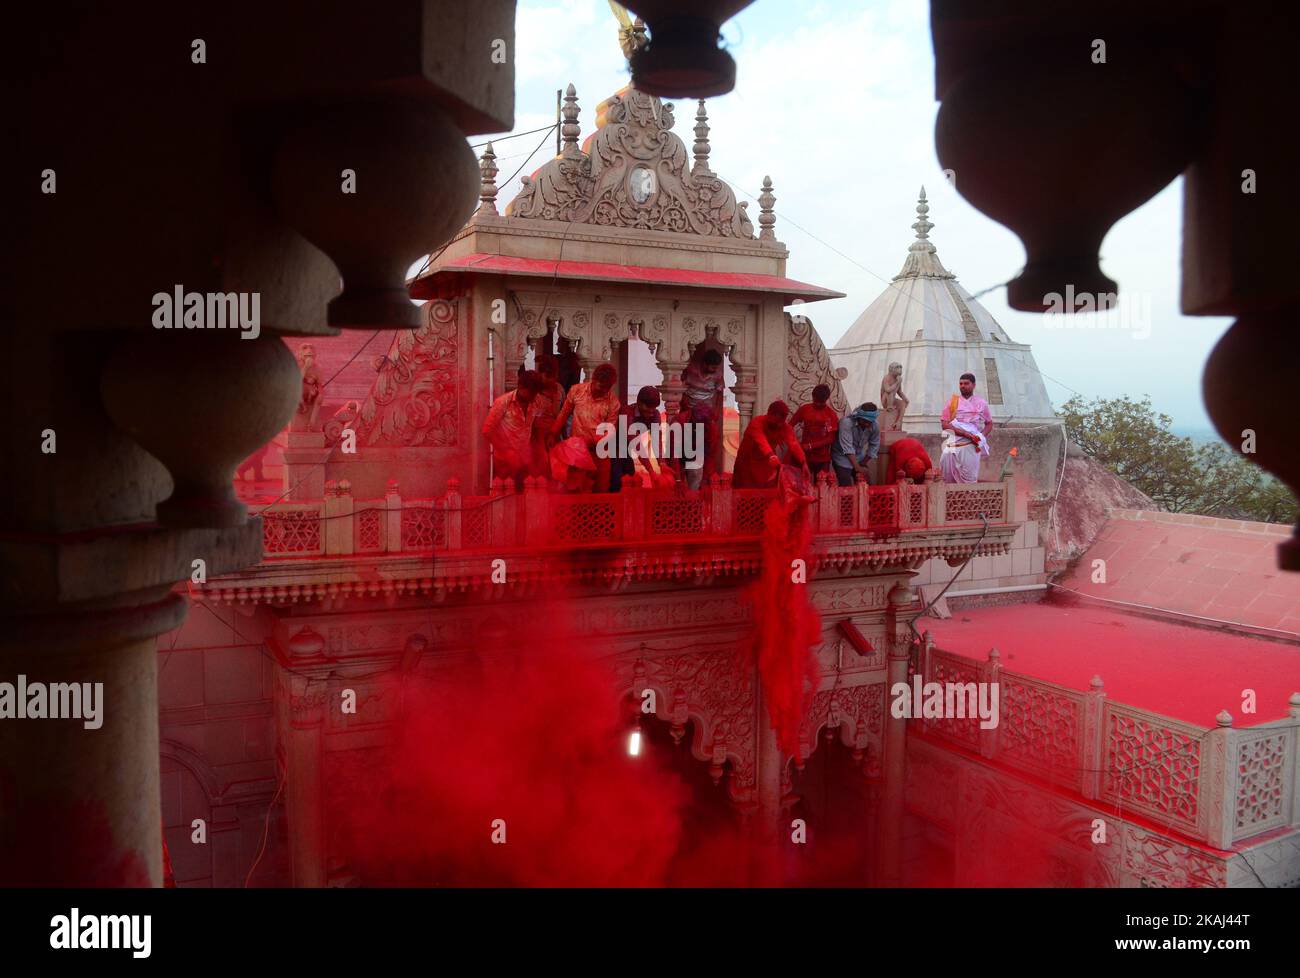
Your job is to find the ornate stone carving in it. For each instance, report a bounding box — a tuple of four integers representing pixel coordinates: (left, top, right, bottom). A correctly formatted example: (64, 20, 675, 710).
(879, 362, 909, 432)
(785, 313, 849, 415)
(1234, 731, 1289, 835)
(506, 306, 548, 363)
(323, 400, 360, 447)
(507, 85, 754, 239)
(624, 644, 758, 800)
(809, 583, 888, 613)
(638, 313, 669, 354)
(799, 682, 885, 765)
(1123, 825, 1226, 888)
(356, 299, 458, 447)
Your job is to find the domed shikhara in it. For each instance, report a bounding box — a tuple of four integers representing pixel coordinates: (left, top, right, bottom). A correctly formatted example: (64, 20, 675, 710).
(830, 188, 1057, 432)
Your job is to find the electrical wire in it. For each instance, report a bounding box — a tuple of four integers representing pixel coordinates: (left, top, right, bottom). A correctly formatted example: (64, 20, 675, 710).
(244, 767, 285, 888)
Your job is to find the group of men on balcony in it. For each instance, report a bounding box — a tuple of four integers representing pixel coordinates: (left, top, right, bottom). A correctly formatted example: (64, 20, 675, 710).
(482, 354, 993, 493)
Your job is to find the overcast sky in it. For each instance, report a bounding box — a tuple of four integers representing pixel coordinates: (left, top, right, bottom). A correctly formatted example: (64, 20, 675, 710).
(471, 0, 1230, 432)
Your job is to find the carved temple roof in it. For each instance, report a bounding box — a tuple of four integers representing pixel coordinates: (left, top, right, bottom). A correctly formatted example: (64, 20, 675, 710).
(503, 83, 757, 239)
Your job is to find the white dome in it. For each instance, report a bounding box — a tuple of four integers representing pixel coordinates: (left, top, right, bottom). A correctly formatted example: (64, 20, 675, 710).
(830, 188, 1056, 432)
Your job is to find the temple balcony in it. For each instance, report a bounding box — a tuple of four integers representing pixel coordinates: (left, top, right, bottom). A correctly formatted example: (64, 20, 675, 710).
(909, 634, 1300, 862)
(198, 475, 1017, 603)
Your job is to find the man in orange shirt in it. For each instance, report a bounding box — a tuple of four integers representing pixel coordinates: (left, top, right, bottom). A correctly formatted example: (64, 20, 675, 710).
(790, 383, 839, 480)
(552, 362, 622, 492)
(483, 370, 543, 489)
(733, 400, 808, 489)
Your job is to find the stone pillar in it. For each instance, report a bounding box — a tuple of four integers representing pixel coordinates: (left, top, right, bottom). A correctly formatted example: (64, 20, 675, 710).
(750, 684, 785, 886)
(877, 582, 913, 886)
(7, 3, 517, 890)
(283, 673, 328, 888)
(0, 595, 185, 885)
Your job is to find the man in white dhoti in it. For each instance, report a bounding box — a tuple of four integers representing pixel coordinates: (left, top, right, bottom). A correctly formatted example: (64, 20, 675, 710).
(940, 372, 994, 484)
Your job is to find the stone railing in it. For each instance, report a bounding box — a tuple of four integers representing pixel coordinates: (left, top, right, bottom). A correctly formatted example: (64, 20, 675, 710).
(915, 636, 1300, 849)
(256, 475, 1015, 557)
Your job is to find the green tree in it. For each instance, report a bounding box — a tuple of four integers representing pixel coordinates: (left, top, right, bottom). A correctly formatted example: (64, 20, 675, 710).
(1058, 395, 1297, 524)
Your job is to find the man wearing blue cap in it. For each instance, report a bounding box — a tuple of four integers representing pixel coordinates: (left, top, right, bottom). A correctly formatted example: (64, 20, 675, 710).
(831, 402, 880, 486)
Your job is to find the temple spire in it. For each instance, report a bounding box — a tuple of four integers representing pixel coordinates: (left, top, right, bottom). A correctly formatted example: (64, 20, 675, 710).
(894, 185, 953, 280)
(477, 142, 498, 215)
(692, 99, 712, 176)
(758, 175, 776, 241)
(561, 83, 582, 159)
(912, 186, 933, 241)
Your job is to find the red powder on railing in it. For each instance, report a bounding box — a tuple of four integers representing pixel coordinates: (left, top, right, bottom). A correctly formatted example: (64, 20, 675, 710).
(747, 466, 823, 760)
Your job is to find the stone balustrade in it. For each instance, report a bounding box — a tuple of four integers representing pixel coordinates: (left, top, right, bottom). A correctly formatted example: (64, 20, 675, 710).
(915, 636, 1300, 850)
(256, 475, 1016, 558)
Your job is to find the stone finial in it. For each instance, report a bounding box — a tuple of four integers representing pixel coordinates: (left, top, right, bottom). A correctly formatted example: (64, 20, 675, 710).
(1090, 674, 1104, 690)
(913, 185, 933, 241)
(758, 175, 776, 241)
(692, 100, 712, 175)
(477, 142, 498, 215)
(1216, 709, 1234, 727)
(561, 83, 581, 159)
(1290, 692, 1300, 719)
(894, 184, 953, 280)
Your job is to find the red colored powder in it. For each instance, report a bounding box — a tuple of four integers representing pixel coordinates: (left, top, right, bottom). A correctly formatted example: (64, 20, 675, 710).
(336, 598, 691, 887)
(746, 473, 822, 759)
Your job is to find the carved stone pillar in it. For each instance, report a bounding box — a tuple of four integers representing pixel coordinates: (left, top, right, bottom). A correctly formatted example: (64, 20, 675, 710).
(877, 583, 913, 886)
(750, 683, 785, 886)
(277, 626, 329, 888)
(7, 5, 516, 887)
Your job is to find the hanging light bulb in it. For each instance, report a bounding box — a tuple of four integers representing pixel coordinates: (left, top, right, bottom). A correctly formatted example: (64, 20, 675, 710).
(628, 718, 643, 757)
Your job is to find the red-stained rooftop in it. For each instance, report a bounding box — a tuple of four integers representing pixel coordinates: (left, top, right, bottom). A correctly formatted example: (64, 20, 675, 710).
(1055, 509, 1300, 637)
(924, 598, 1300, 728)
(408, 253, 845, 303)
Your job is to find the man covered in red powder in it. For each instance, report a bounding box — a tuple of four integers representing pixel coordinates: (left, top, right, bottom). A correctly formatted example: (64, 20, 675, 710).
(790, 383, 838, 479)
(529, 356, 565, 478)
(886, 436, 934, 484)
(733, 399, 808, 489)
(482, 369, 543, 490)
(552, 362, 621, 492)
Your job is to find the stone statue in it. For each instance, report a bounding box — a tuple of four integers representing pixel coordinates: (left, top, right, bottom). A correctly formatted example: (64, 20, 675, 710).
(879, 361, 909, 432)
(292, 344, 323, 432)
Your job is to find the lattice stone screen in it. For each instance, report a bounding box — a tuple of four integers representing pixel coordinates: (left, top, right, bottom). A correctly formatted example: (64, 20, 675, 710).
(838, 493, 855, 528)
(998, 675, 1084, 791)
(1102, 706, 1202, 834)
(923, 651, 982, 748)
(463, 503, 492, 548)
(1234, 730, 1291, 837)
(650, 497, 706, 536)
(356, 508, 382, 552)
(943, 486, 1006, 524)
(263, 509, 322, 554)
(734, 494, 770, 534)
(401, 505, 445, 550)
(552, 500, 619, 543)
(868, 487, 898, 529)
